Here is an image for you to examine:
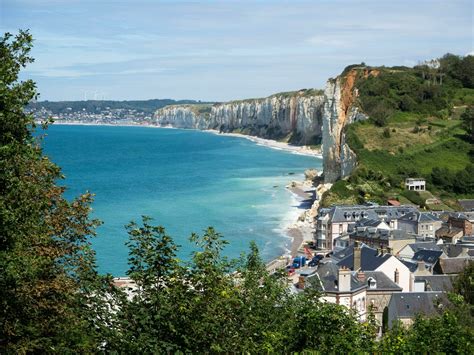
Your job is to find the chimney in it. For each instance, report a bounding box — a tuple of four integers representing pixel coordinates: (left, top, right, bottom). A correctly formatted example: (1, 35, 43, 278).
(354, 243, 361, 271)
(357, 271, 365, 282)
(416, 261, 426, 273)
(338, 267, 352, 292)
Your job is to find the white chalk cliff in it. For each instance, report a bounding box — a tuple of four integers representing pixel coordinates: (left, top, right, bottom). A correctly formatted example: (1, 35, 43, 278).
(154, 71, 369, 183)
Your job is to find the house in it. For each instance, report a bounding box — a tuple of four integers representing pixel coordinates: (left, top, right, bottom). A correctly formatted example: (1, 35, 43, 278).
(315, 204, 417, 250)
(405, 178, 426, 191)
(334, 243, 413, 292)
(458, 199, 474, 212)
(439, 244, 472, 258)
(361, 271, 402, 331)
(434, 258, 472, 274)
(397, 241, 440, 261)
(436, 225, 463, 244)
(398, 211, 442, 239)
(308, 260, 368, 320)
(386, 292, 446, 329)
(412, 249, 445, 270)
(413, 275, 455, 292)
(447, 214, 473, 236)
(333, 233, 351, 251)
(348, 226, 416, 255)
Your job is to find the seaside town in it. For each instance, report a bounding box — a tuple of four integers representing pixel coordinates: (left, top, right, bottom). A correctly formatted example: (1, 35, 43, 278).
(112, 168, 474, 337)
(28, 105, 154, 124)
(3, 0, 473, 352)
(279, 175, 473, 334)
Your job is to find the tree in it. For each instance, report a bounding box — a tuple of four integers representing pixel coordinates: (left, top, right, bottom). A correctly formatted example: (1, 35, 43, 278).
(1, 30, 114, 352)
(461, 106, 474, 142)
(453, 261, 474, 305)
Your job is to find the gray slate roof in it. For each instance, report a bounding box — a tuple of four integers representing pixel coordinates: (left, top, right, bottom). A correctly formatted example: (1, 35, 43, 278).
(324, 205, 417, 223)
(350, 227, 412, 242)
(389, 292, 445, 318)
(408, 242, 440, 253)
(440, 244, 470, 258)
(310, 260, 365, 293)
(364, 271, 403, 291)
(412, 250, 443, 265)
(459, 199, 474, 212)
(414, 275, 455, 292)
(335, 244, 392, 271)
(436, 258, 472, 274)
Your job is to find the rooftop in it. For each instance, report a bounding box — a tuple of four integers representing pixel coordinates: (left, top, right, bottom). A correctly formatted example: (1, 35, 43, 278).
(335, 244, 392, 271)
(414, 275, 455, 292)
(389, 292, 445, 318)
(412, 249, 444, 265)
(363, 271, 403, 291)
(309, 260, 366, 293)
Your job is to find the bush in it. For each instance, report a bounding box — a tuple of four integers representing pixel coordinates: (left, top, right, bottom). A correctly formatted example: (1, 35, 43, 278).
(401, 190, 425, 207)
(383, 128, 391, 138)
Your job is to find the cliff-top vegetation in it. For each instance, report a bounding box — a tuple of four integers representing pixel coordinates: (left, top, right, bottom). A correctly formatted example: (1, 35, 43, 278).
(322, 54, 474, 209)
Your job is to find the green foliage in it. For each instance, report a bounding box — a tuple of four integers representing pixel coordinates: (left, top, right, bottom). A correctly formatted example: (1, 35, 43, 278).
(431, 164, 474, 195)
(461, 106, 474, 141)
(401, 190, 425, 207)
(356, 55, 474, 126)
(1, 30, 115, 353)
(453, 261, 474, 305)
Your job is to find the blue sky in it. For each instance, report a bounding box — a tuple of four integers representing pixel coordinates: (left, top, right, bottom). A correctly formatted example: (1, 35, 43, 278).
(1, 0, 472, 101)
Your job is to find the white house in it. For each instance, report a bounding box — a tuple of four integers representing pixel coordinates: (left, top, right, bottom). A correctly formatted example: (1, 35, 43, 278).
(333, 243, 413, 292)
(405, 178, 426, 191)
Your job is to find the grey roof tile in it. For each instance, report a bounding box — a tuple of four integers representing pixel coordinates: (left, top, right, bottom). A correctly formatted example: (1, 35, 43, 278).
(390, 292, 445, 318)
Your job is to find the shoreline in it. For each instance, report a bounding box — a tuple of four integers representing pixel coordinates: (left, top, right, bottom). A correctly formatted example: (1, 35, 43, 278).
(50, 121, 322, 158)
(50, 120, 323, 270)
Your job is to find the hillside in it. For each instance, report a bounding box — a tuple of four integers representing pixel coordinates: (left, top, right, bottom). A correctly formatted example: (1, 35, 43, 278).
(321, 54, 474, 210)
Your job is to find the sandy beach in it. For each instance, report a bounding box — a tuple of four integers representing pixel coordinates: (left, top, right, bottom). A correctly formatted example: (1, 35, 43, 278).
(207, 129, 322, 158)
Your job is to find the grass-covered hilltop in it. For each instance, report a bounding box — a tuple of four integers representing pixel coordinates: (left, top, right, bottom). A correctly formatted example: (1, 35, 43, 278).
(321, 54, 474, 210)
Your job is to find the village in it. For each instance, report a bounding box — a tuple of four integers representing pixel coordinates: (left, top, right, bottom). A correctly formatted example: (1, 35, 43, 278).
(284, 176, 473, 335)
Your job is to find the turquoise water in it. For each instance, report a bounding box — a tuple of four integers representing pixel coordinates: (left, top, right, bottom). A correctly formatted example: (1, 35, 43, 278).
(42, 125, 322, 276)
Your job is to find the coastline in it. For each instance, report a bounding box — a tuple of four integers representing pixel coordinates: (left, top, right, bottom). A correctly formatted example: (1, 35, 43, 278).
(50, 120, 323, 268)
(51, 121, 322, 158)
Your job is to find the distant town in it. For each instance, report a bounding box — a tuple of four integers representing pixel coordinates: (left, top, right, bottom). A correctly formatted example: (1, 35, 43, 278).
(27, 99, 211, 125)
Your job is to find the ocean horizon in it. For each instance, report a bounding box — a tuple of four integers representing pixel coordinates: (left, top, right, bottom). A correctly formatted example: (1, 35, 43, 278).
(41, 124, 322, 276)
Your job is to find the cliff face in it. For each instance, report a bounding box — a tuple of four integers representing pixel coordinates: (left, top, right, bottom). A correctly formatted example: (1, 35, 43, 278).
(154, 71, 370, 182)
(322, 69, 368, 183)
(154, 92, 325, 145)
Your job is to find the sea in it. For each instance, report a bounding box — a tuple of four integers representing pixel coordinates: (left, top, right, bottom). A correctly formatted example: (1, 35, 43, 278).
(41, 124, 322, 276)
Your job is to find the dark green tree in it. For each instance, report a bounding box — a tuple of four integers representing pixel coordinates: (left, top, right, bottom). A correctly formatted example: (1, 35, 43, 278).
(461, 106, 474, 142)
(1, 30, 115, 353)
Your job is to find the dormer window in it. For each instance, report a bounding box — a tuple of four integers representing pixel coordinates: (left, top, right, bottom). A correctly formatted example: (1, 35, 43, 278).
(367, 277, 377, 289)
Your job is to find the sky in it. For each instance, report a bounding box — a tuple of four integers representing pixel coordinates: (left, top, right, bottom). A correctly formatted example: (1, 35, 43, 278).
(1, 0, 473, 102)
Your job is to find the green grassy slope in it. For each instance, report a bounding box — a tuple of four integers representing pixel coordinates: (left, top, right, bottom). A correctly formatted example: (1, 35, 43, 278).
(321, 54, 474, 210)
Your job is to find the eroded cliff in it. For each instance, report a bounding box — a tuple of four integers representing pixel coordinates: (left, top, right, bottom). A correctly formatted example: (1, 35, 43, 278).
(322, 69, 371, 183)
(154, 90, 324, 145)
